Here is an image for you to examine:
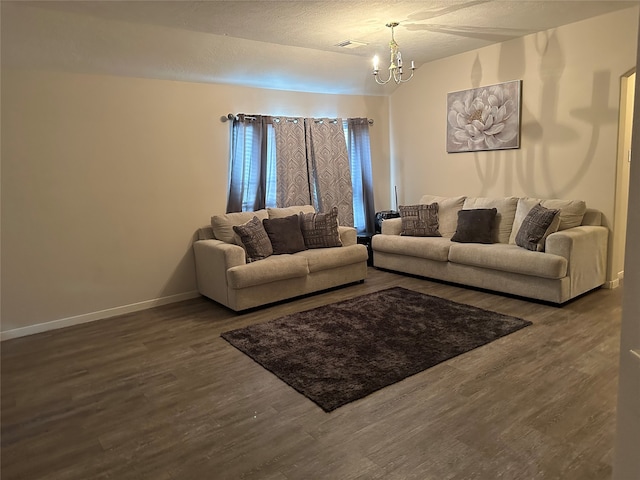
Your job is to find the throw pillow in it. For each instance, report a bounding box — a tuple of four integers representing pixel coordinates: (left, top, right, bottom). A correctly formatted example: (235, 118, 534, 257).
(515, 203, 560, 252)
(232, 216, 273, 262)
(451, 208, 498, 244)
(463, 196, 518, 244)
(509, 197, 542, 244)
(262, 214, 307, 255)
(299, 206, 342, 249)
(399, 203, 441, 237)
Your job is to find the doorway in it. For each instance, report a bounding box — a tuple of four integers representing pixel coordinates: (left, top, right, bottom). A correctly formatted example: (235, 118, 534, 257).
(610, 70, 635, 287)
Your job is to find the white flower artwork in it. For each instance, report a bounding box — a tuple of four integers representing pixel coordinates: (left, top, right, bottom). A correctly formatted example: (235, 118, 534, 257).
(447, 80, 521, 153)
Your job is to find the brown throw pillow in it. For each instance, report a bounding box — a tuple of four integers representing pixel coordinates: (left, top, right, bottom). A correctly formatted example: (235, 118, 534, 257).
(451, 208, 497, 244)
(232, 216, 273, 262)
(262, 214, 307, 255)
(515, 203, 560, 252)
(299, 206, 342, 249)
(399, 203, 441, 237)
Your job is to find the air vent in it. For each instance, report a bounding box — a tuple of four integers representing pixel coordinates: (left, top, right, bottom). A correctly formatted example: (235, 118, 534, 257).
(335, 40, 368, 49)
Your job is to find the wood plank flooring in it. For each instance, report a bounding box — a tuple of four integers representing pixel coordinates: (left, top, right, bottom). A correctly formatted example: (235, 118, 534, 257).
(1, 268, 623, 479)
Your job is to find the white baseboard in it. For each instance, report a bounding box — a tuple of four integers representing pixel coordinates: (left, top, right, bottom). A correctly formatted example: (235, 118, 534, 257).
(0, 291, 201, 341)
(603, 271, 625, 290)
(605, 279, 620, 289)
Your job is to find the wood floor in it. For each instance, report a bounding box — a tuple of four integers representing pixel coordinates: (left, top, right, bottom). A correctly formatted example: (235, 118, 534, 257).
(1, 268, 623, 480)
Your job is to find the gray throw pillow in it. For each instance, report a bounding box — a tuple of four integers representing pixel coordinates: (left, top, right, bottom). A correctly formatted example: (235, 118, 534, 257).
(451, 208, 497, 244)
(399, 203, 441, 237)
(299, 206, 342, 249)
(262, 214, 307, 255)
(515, 204, 560, 252)
(232, 216, 273, 262)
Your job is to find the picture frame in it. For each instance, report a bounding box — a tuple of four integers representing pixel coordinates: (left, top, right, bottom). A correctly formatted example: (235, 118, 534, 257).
(446, 80, 522, 153)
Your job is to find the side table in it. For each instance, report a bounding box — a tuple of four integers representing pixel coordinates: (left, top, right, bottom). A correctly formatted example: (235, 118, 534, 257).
(357, 234, 374, 266)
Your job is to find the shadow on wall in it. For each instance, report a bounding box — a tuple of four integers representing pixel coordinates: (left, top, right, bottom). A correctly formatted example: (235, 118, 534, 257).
(471, 30, 617, 200)
(471, 54, 482, 88)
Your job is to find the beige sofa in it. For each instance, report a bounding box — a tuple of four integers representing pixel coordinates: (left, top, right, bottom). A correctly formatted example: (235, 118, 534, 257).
(372, 195, 608, 304)
(194, 205, 369, 311)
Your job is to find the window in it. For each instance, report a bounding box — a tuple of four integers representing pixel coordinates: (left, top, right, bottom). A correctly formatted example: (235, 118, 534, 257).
(344, 119, 370, 234)
(228, 116, 374, 234)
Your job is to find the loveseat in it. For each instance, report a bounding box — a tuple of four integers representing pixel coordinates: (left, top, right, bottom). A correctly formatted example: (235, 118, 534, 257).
(372, 194, 608, 304)
(194, 205, 369, 311)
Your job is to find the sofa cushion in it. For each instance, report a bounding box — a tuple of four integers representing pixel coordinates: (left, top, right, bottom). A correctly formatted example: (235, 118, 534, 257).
(372, 235, 452, 262)
(232, 216, 273, 262)
(262, 214, 307, 254)
(515, 204, 560, 252)
(451, 208, 497, 244)
(268, 205, 316, 219)
(419, 195, 466, 238)
(540, 199, 587, 230)
(463, 196, 518, 243)
(212, 209, 269, 245)
(297, 244, 369, 273)
(399, 203, 441, 237)
(227, 255, 309, 289)
(300, 206, 342, 248)
(448, 243, 568, 279)
(581, 209, 602, 226)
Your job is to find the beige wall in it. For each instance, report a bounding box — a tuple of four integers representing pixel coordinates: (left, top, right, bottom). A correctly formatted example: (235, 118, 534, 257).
(0, 71, 389, 335)
(388, 8, 638, 283)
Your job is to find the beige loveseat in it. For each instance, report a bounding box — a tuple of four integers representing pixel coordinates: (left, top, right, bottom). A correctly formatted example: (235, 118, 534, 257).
(194, 205, 369, 311)
(372, 195, 608, 304)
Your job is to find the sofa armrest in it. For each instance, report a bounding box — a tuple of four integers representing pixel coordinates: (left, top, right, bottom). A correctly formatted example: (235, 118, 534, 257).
(381, 217, 402, 235)
(545, 226, 608, 297)
(193, 239, 246, 303)
(339, 226, 357, 246)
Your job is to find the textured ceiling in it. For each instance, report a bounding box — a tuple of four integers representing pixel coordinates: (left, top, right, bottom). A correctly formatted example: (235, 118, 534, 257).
(2, 0, 639, 95)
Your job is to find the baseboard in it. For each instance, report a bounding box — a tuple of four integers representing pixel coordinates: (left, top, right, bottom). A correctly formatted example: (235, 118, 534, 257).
(0, 291, 201, 341)
(604, 271, 625, 290)
(604, 279, 620, 289)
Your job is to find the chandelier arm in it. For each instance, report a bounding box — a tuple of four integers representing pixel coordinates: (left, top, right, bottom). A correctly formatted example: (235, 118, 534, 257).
(373, 21, 414, 86)
(374, 70, 392, 85)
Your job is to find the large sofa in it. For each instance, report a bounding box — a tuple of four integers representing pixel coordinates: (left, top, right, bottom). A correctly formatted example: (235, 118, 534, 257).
(372, 194, 608, 304)
(194, 205, 369, 311)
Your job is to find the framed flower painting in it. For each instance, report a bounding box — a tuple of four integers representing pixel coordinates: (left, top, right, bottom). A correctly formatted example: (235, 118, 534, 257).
(446, 80, 522, 153)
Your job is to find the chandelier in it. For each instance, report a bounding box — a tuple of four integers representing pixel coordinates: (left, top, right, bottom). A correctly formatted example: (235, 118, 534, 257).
(373, 22, 415, 85)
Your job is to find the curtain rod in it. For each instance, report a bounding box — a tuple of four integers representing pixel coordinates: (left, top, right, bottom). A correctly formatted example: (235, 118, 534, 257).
(220, 113, 374, 125)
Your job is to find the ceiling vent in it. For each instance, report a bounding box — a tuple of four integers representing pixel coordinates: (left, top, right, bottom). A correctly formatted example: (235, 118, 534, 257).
(335, 40, 368, 49)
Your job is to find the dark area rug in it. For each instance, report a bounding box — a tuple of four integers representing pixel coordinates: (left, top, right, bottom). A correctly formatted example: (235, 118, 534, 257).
(221, 287, 532, 412)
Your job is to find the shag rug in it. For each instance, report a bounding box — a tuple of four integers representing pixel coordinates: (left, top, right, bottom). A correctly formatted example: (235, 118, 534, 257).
(221, 287, 531, 412)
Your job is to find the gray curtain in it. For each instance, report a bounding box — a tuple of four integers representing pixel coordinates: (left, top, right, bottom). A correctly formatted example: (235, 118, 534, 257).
(226, 115, 268, 213)
(271, 117, 312, 207)
(305, 118, 354, 227)
(347, 118, 376, 234)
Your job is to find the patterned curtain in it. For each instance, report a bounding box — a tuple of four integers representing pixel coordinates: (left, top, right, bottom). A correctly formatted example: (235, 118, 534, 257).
(305, 118, 354, 227)
(271, 117, 312, 207)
